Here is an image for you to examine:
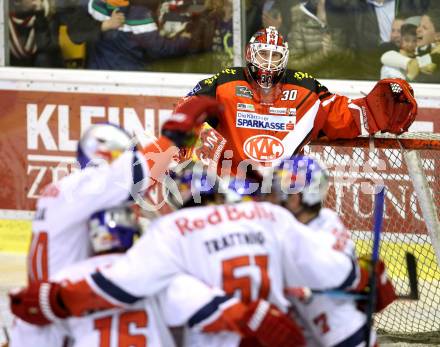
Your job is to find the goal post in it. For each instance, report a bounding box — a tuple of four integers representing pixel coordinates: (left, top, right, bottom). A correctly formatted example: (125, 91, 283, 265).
(405, 150, 440, 267)
(306, 133, 440, 342)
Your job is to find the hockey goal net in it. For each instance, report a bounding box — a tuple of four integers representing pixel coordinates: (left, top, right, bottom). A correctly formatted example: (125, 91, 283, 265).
(306, 133, 440, 344)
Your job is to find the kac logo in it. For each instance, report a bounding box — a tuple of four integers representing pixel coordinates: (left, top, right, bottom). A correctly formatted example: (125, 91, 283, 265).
(243, 135, 284, 162)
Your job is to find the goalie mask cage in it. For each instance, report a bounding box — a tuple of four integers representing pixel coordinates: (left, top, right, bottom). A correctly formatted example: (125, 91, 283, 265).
(307, 133, 440, 344)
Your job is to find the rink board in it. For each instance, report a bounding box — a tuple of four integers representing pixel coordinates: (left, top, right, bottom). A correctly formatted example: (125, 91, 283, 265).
(1, 68, 440, 343)
(1, 218, 438, 281)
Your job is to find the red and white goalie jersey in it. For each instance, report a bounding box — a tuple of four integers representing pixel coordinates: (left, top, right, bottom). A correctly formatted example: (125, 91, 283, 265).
(183, 68, 361, 173)
(183, 68, 416, 173)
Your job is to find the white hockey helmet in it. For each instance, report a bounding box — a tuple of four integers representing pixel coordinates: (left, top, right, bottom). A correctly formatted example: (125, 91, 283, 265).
(245, 26, 289, 89)
(77, 123, 132, 169)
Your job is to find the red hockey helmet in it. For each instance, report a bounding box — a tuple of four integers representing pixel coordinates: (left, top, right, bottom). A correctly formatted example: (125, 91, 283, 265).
(245, 26, 289, 89)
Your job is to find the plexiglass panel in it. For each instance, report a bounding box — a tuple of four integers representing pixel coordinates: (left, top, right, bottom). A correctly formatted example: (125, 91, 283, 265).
(3, 0, 440, 82)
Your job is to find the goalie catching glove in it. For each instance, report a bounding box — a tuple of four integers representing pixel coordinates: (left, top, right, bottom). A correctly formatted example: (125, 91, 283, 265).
(354, 256, 397, 312)
(350, 78, 417, 135)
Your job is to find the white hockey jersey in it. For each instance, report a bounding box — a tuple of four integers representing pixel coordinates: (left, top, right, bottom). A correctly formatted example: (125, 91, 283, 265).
(12, 254, 220, 347)
(27, 149, 152, 283)
(77, 202, 357, 346)
(288, 208, 375, 347)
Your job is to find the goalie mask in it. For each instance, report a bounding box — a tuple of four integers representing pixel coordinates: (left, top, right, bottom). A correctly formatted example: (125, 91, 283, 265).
(274, 155, 329, 208)
(245, 26, 289, 90)
(77, 123, 133, 169)
(88, 205, 141, 254)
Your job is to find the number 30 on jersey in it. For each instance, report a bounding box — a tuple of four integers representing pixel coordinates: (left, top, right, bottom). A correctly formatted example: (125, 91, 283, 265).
(281, 90, 298, 101)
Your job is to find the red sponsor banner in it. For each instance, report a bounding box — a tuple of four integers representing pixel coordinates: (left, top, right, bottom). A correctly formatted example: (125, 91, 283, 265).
(0, 90, 178, 211)
(306, 144, 439, 235)
(0, 89, 439, 218)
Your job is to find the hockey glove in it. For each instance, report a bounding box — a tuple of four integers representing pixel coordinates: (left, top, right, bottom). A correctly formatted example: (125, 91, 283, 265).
(241, 299, 305, 347)
(162, 96, 223, 148)
(354, 256, 397, 313)
(351, 78, 417, 135)
(9, 282, 69, 326)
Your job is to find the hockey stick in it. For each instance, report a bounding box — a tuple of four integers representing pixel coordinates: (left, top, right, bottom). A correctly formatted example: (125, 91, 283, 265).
(285, 186, 386, 345)
(399, 252, 419, 300)
(294, 251, 419, 301)
(364, 185, 385, 346)
(0, 311, 9, 346)
(2, 326, 9, 345)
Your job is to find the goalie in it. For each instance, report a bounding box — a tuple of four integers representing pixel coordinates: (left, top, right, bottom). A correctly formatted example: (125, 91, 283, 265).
(178, 26, 418, 173)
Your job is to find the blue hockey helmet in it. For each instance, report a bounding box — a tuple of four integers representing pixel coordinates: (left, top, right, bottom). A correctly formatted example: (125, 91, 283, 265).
(169, 162, 222, 207)
(88, 204, 141, 254)
(274, 155, 329, 207)
(226, 175, 262, 202)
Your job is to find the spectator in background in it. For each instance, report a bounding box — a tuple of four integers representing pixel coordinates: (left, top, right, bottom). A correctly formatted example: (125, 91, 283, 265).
(57, 0, 126, 45)
(398, 0, 431, 17)
(380, 10, 440, 83)
(262, 1, 283, 34)
(9, 0, 63, 67)
(328, 0, 430, 80)
(209, 0, 234, 68)
(375, 16, 406, 63)
(413, 9, 440, 82)
(194, 0, 234, 70)
(158, 0, 204, 39)
(390, 16, 404, 46)
(49, 0, 127, 69)
(262, 0, 299, 38)
(349, 0, 397, 79)
(381, 23, 418, 79)
(152, 0, 233, 73)
(287, 0, 354, 79)
(82, 0, 192, 70)
(245, 0, 265, 40)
